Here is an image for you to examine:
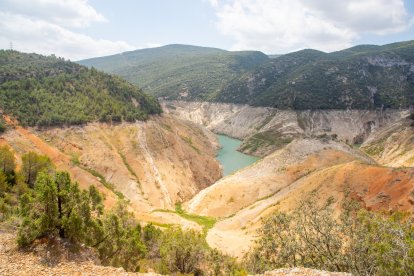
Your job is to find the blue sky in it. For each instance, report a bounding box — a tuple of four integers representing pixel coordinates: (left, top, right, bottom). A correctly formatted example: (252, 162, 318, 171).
(1, 0, 414, 60)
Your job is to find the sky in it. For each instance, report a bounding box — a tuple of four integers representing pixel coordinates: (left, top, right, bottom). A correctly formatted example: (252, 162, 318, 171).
(1, 0, 414, 60)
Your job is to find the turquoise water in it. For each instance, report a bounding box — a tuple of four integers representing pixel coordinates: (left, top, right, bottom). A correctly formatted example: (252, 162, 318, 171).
(216, 134, 259, 176)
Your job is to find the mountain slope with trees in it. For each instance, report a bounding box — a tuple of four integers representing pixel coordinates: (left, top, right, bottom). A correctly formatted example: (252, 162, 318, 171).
(80, 41, 414, 109)
(0, 50, 161, 127)
(78, 44, 269, 101)
(221, 40, 414, 109)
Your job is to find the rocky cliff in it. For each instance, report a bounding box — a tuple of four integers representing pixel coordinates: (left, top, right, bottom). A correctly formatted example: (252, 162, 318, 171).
(163, 101, 408, 156)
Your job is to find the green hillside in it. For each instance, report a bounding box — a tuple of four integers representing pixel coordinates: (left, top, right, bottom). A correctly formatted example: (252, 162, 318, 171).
(78, 44, 269, 101)
(79, 41, 414, 109)
(220, 40, 414, 109)
(0, 50, 161, 127)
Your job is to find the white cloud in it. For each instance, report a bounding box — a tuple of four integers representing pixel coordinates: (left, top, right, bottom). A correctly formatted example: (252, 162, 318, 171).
(1, 0, 105, 27)
(208, 0, 220, 8)
(210, 0, 414, 53)
(0, 0, 134, 60)
(0, 12, 134, 60)
(303, 0, 411, 35)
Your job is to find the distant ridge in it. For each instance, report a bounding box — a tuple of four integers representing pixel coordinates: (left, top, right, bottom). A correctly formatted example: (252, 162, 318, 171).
(78, 44, 269, 101)
(79, 40, 414, 109)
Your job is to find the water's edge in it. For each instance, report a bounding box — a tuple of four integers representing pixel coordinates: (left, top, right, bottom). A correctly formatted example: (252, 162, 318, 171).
(216, 134, 259, 176)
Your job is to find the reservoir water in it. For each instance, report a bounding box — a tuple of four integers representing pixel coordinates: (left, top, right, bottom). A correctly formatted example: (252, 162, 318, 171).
(216, 134, 259, 176)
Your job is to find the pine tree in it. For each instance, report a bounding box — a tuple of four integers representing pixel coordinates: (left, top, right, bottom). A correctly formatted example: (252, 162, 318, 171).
(18, 171, 103, 247)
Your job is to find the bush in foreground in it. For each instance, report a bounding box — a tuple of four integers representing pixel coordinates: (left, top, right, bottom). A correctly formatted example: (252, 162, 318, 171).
(246, 192, 414, 275)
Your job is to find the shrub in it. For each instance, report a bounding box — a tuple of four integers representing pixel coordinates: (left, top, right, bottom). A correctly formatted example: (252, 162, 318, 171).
(247, 192, 414, 275)
(160, 227, 207, 274)
(94, 200, 147, 272)
(17, 171, 103, 246)
(21, 152, 52, 188)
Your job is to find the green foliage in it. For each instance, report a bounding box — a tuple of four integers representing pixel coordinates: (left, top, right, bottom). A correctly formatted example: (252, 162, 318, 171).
(0, 50, 161, 127)
(0, 148, 22, 221)
(17, 171, 103, 247)
(0, 171, 7, 197)
(0, 117, 6, 133)
(240, 129, 293, 153)
(80, 166, 124, 199)
(4, 152, 239, 274)
(21, 151, 52, 188)
(208, 249, 248, 276)
(220, 41, 414, 109)
(142, 223, 162, 259)
(247, 192, 414, 275)
(79, 44, 269, 101)
(94, 200, 146, 272)
(81, 41, 414, 109)
(0, 145, 16, 175)
(153, 203, 217, 236)
(159, 227, 206, 274)
(175, 202, 216, 235)
(157, 226, 246, 275)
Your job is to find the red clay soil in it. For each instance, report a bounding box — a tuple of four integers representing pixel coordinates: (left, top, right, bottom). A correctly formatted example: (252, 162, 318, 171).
(1, 115, 118, 208)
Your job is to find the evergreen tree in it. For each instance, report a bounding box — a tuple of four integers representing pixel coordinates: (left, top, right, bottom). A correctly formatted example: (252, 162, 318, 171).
(18, 171, 103, 246)
(21, 152, 52, 188)
(0, 145, 15, 175)
(94, 200, 147, 271)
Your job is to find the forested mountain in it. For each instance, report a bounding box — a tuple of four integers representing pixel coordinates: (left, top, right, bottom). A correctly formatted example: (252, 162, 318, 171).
(80, 41, 414, 109)
(78, 44, 269, 101)
(220, 40, 414, 109)
(0, 50, 161, 127)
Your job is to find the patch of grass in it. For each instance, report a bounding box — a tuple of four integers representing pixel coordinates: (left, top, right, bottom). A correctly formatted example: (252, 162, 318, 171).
(175, 203, 216, 235)
(81, 166, 125, 199)
(152, 203, 217, 236)
(117, 150, 142, 192)
(241, 129, 293, 153)
(363, 144, 385, 156)
(149, 221, 173, 228)
(70, 153, 80, 166)
(180, 135, 201, 154)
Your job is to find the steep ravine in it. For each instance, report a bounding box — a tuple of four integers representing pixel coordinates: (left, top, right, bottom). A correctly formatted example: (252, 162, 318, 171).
(1, 114, 222, 229)
(163, 101, 409, 157)
(163, 101, 414, 258)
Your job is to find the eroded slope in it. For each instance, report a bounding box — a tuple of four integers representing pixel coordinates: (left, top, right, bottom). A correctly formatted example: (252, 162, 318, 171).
(164, 101, 407, 156)
(184, 138, 414, 258)
(0, 114, 221, 228)
(361, 116, 414, 167)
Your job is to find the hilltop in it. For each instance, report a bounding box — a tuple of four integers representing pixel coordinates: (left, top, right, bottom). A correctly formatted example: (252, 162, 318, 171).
(78, 44, 268, 101)
(0, 50, 161, 127)
(80, 40, 414, 109)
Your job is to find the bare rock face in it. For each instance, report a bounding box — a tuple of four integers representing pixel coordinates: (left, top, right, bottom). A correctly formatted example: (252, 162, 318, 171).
(361, 116, 414, 167)
(163, 101, 407, 157)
